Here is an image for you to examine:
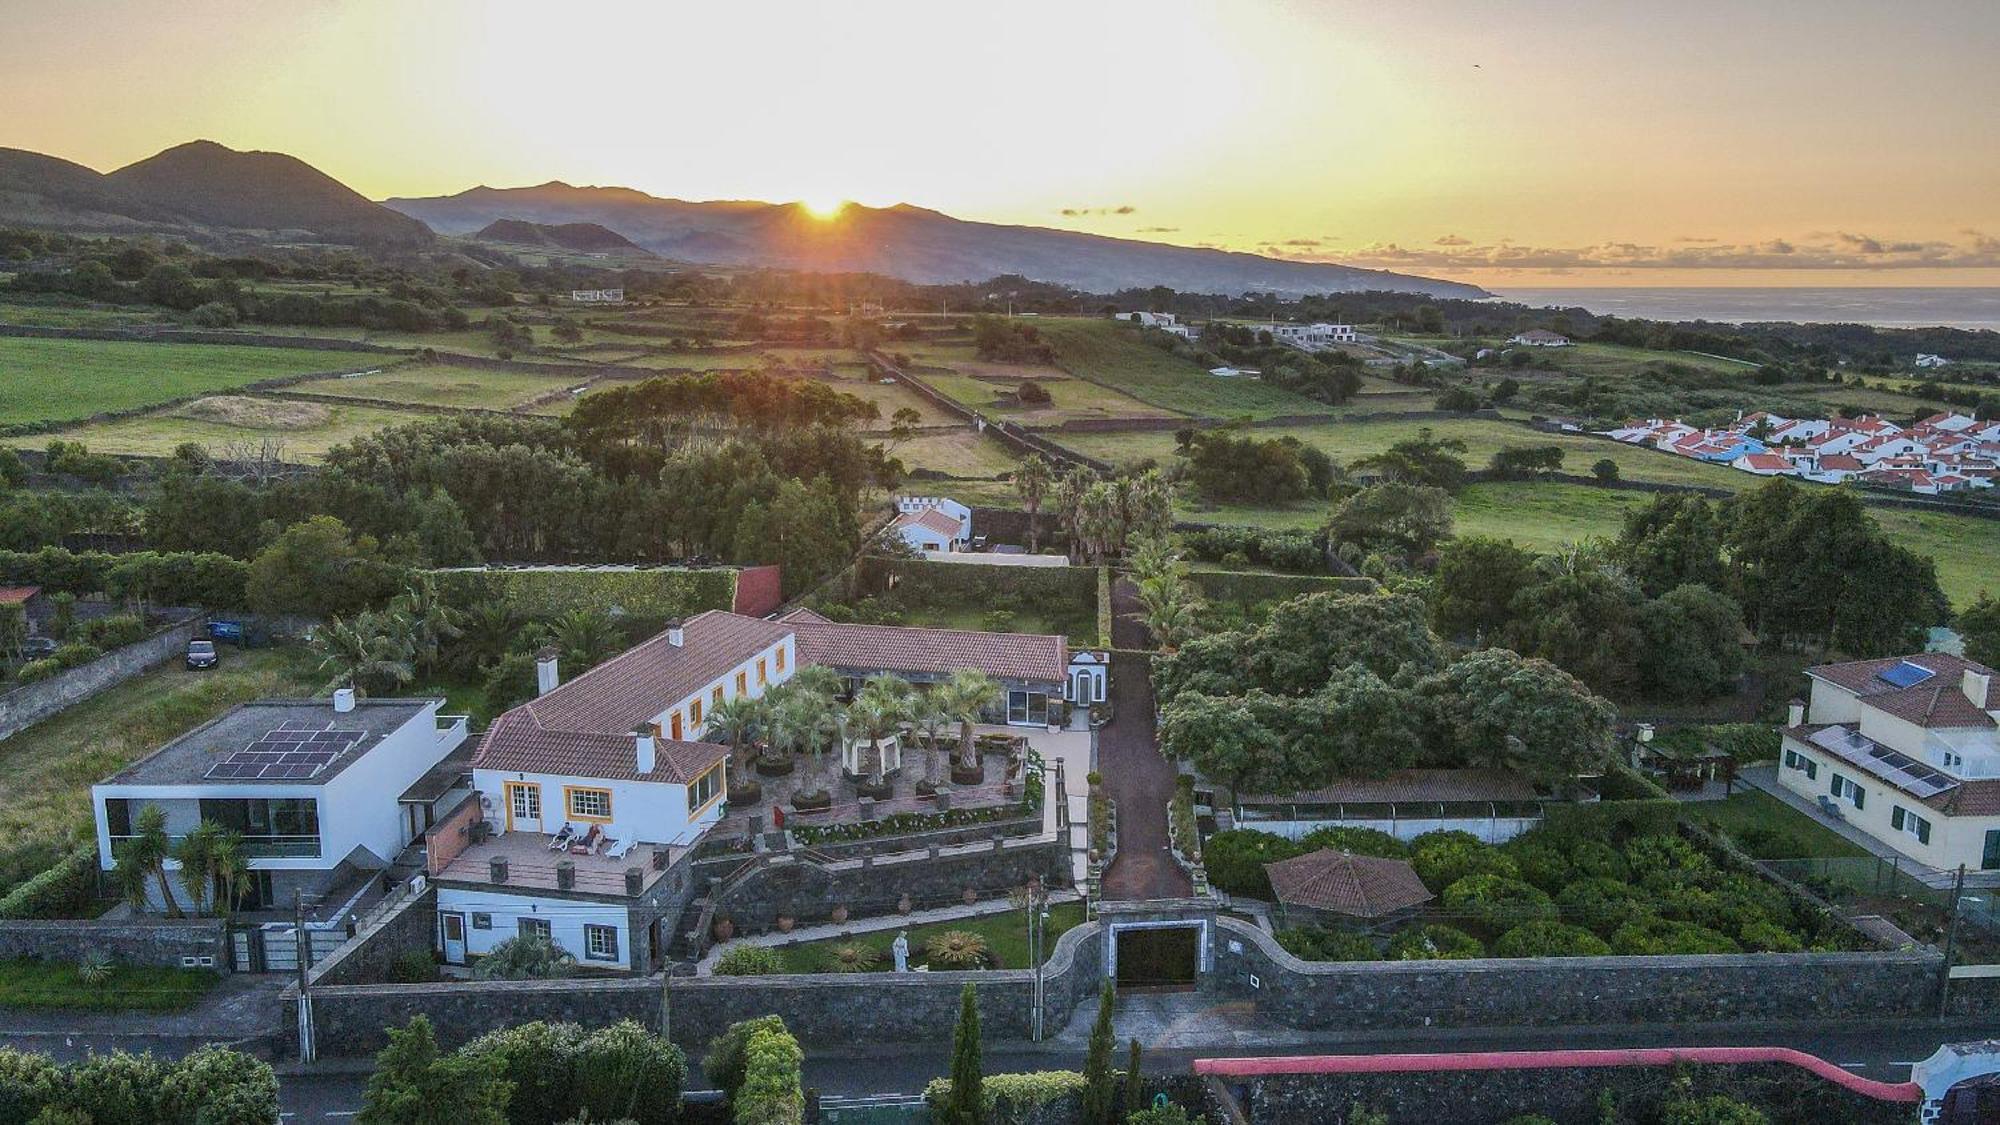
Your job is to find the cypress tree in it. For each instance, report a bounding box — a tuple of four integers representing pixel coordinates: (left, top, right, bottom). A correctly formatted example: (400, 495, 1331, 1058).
(1123, 1037, 1144, 1121)
(942, 983, 985, 1125)
(1083, 982, 1117, 1125)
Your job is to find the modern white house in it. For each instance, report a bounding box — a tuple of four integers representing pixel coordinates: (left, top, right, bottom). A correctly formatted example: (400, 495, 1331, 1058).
(92, 692, 470, 915)
(1266, 322, 1358, 352)
(891, 496, 972, 553)
(1509, 329, 1572, 347)
(1915, 353, 1952, 368)
(1777, 653, 2000, 878)
(1125, 311, 1196, 340)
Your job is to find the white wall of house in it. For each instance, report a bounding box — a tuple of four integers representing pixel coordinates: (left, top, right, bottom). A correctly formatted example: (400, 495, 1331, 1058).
(1241, 812, 1543, 845)
(473, 765, 721, 847)
(435, 887, 634, 969)
(1777, 736, 2000, 871)
(655, 635, 795, 743)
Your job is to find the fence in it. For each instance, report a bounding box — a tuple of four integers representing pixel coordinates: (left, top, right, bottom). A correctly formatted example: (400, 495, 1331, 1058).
(1763, 856, 2000, 947)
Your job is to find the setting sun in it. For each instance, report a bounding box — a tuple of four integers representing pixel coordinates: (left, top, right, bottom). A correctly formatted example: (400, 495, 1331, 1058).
(799, 196, 847, 220)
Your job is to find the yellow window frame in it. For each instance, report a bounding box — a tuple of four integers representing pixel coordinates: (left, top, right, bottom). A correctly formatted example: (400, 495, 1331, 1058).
(563, 786, 614, 823)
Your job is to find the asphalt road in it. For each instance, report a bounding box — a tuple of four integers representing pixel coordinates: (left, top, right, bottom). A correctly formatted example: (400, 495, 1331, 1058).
(275, 1019, 2000, 1120)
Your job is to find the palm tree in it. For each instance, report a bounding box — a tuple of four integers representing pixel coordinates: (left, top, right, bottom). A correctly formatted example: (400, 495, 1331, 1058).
(390, 577, 465, 676)
(938, 669, 1003, 773)
(455, 600, 520, 675)
(1134, 573, 1205, 652)
(312, 611, 417, 697)
(113, 805, 181, 918)
(1053, 468, 1094, 563)
(173, 820, 224, 917)
(209, 829, 248, 918)
(1014, 455, 1055, 553)
(553, 608, 621, 671)
(911, 690, 953, 787)
(846, 677, 912, 786)
(790, 663, 843, 702)
(707, 696, 761, 783)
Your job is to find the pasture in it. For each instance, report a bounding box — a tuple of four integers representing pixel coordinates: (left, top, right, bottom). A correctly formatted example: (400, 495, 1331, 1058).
(1032, 318, 1328, 419)
(303, 362, 586, 410)
(2, 395, 435, 462)
(0, 336, 374, 426)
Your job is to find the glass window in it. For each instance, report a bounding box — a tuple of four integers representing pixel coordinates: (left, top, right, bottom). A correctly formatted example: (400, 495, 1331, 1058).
(104, 798, 132, 838)
(690, 698, 703, 726)
(712, 685, 724, 708)
(471, 913, 492, 930)
(584, 924, 619, 961)
(518, 917, 552, 940)
(566, 788, 612, 821)
(1007, 690, 1048, 724)
(1983, 830, 2000, 871)
(736, 671, 748, 695)
(757, 658, 768, 686)
(687, 766, 720, 813)
(775, 646, 786, 672)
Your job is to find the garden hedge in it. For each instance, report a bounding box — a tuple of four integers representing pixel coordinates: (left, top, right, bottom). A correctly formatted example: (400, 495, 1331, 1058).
(1187, 569, 1375, 611)
(429, 566, 737, 625)
(0, 845, 99, 920)
(925, 1070, 1087, 1125)
(855, 556, 1097, 622)
(0, 547, 249, 608)
(0, 1043, 278, 1123)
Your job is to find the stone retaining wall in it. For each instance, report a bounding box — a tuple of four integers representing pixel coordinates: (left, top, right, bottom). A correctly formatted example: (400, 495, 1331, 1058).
(309, 887, 439, 987)
(0, 918, 228, 969)
(0, 323, 408, 353)
(0, 613, 203, 741)
(1213, 916, 1941, 1029)
(285, 913, 1101, 1059)
(707, 836, 1068, 933)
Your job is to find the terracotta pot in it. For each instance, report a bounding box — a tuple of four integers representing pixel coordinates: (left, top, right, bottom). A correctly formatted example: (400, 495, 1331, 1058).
(830, 904, 849, 924)
(712, 916, 735, 941)
(897, 893, 913, 915)
(776, 914, 795, 933)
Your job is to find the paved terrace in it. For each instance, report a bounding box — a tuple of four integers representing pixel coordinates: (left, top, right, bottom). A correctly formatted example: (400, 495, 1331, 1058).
(435, 830, 688, 896)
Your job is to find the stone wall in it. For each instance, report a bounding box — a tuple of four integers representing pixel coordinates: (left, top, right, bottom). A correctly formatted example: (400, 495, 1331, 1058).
(0, 614, 203, 740)
(287, 916, 1102, 1059)
(1234, 1063, 1912, 1125)
(1213, 916, 1941, 1029)
(309, 887, 438, 986)
(708, 836, 1069, 933)
(0, 918, 228, 969)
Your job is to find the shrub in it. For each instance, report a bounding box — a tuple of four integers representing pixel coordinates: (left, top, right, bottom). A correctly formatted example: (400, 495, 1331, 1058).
(1610, 917, 1742, 956)
(1411, 832, 1518, 893)
(1386, 924, 1484, 961)
(1441, 875, 1556, 933)
(1128, 1106, 1195, 1125)
(1738, 920, 1805, 953)
(822, 943, 879, 973)
(12, 658, 61, 683)
(705, 1017, 790, 1102)
(1505, 840, 1574, 893)
(49, 642, 102, 670)
(1018, 381, 1052, 405)
(75, 952, 113, 986)
(79, 614, 146, 648)
(388, 949, 438, 983)
(714, 945, 783, 977)
(1556, 878, 1656, 936)
(472, 933, 576, 980)
(1276, 927, 1378, 962)
(1567, 840, 1630, 882)
(0, 845, 99, 920)
(1627, 834, 1714, 888)
(1296, 826, 1408, 858)
(1661, 1094, 1769, 1125)
(0, 1044, 279, 1125)
(925, 1071, 1086, 1123)
(459, 1019, 588, 1125)
(925, 931, 991, 970)
(1493, 921, 1612, 958)
(572, 1020, 686, 1125)
(1202, 829, 1304, 898)
(735, 1026, 805, 1125)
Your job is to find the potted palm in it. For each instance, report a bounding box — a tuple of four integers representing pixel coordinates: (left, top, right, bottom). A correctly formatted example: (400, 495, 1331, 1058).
(939, 669, 1002, 786)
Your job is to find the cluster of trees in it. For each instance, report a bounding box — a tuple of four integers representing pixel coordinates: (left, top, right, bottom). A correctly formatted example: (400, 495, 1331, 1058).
(109, 806, 252, 919)
(1181, 321, 1365, 405)
(359, 1016, 689, 1125)
(1156, 590, 1614, 797)
(1175, 427, 1336, 504)
(0, 1044, 279, 1124)
(1126, 534, 1206, 651)
(1048, 466, 1176, 565)
(972, 315, 1057, 364)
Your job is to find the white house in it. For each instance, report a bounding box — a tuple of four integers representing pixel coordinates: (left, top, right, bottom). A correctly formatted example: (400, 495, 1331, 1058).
(1915, 353, 1952, 369)
(1125, 311, 1195, 340)
(1266, 322, 1358, 352)
(1919, 412, 1981, 435)
(1730, 452, 1796, 476)
(1778, 653, 2000, 878)
(891, 496, 972, 553)
(1509, 329, 1571, 347)
(92, 693, 469, 915)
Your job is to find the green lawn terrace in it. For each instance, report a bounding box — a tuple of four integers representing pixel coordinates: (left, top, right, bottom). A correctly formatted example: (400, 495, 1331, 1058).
(303, 362, 589, 411)
(0, 395, 436, 463)
(0, 335, 384, 427)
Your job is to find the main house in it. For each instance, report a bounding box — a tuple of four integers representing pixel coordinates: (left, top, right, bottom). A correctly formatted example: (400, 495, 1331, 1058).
(1778, 653, 2000, 877)
(430, 608, 1081, 971)
(891, 495, 972, 553)
(91, 691, 470, 915)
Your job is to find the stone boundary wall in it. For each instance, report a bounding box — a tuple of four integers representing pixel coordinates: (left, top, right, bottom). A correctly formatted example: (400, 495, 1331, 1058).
(704, 835, 1068, 933)
(1211, 916, 1941, 1030)
(0, 323, 409, 353)
(0, 918, 228, 969)
(0, 613, 203, 741)
(421, 349, 658, 381)
(284, 913, 1102, 1059)
(866, 350, 1110, 473)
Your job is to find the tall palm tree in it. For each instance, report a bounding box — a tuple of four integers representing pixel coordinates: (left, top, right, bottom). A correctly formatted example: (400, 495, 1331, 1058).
(391, 576, 465, 676)
(455, 600, 520, 675)
(553, 608, 621, 671)
(210, 829, 248, 918)
(911, 690, 953, 787)
(1014, 455, 1055, 553)
(1053, 468, 1094, 563)
(173, 820, 224, 917)
(790, 663, 843, 702)
(113, 805, 181, 918)
(938, 669, 1003, 772)
(807, 694, 849, 794)
(847, 677, 912, 785)
(706, 696, 761, 783)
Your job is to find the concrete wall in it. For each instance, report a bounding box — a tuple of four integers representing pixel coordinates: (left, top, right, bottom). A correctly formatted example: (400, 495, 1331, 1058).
(0, 918, 228, 969)
(311, 887, 438, 986)
(1212, 916, 1941, 1030)
(0, 614, 202, 741)
(708, 836, 1069, 933)
(285, 913, 1102, 1059)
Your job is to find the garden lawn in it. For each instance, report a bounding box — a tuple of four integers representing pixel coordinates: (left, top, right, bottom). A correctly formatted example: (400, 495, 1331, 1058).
(1033, 318, 1326, 419)
(892, 428, 1022, 479)
(0, 647, 321, 868)
(302, 363, 585, 410)
(4, 397, 436, 463)
(0, 337, 382, 426)
(765, 902, 1086, 973)
(0, 959, 217, 1011)
(1682, 791, 1874, 861)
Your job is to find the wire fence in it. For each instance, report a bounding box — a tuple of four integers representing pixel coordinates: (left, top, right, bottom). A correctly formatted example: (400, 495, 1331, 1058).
(1763, 856, 2000, 959)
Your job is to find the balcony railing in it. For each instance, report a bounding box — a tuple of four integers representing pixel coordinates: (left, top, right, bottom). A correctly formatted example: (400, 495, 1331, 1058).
(109, 833, 321, 859)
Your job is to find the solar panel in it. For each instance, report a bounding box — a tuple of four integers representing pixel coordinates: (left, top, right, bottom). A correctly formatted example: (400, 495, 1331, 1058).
(203, 723, 364, 781)
(1878, 661, 1936, 689)
(1809, 726, 1959, 798)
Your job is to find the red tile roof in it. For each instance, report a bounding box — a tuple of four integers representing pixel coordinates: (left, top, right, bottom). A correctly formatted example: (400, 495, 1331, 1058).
(895, 508, 963, 538)
(1807, 653, 1995, 730)
(1737, 454, 1793, 472)
(0, 586, 41, 605)
(1265, 850, 1433, 918)
(782, 611, 1068, 684)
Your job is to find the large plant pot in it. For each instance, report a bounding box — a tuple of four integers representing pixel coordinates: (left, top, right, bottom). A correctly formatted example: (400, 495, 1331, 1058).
(728, 778, 763, 805)
(854, 779, 895, 801)
(712, 916, 735, 941)
(755, 754, 796, 778)
(951, 764, 986, 786)
(791, 790, 833, 812)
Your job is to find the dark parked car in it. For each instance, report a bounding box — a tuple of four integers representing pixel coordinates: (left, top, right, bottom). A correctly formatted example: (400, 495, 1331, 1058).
(185, 639, 219, 670)
(20, 637, 57, 658)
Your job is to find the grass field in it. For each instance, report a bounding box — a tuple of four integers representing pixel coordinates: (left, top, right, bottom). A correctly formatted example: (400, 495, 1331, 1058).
(0, 959, 218, 1011)
(0, 337, 377, 426)
(0, 301, 174, 329)
(1065, 416, 1752, 490)
(0, 648, 321, 861)
(1681, 791, 1872, 861)
(3, 396, 435, 462)
(759, 901, 1085, 973)
(1033, 318, 1327, 419)
(910, 369, 1179, 423)
(891, 429, 1022, 478)
(303, 363, 585, 410)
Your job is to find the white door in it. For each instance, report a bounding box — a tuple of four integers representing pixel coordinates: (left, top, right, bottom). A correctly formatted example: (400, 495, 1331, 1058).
(506, 783, 543, 834)
(440, 912, 467, 964)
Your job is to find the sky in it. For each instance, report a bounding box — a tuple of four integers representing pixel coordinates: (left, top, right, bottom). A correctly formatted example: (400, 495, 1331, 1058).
(5, 0, 2000, 287)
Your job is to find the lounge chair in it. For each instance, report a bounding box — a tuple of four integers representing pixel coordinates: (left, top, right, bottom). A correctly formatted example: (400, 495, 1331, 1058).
(547, 823, 576, 850)
(569, 824, 603, 855)
(606, 836, 637, 860)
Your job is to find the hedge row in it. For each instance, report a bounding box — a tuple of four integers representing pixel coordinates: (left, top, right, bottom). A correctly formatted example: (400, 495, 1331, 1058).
(428, 566, 738, 624)
(1187, 569, 1374, 609)
(0, 547, 249, 608)
(0, 845, 99, 920)
(1182, 526, 1327, 573)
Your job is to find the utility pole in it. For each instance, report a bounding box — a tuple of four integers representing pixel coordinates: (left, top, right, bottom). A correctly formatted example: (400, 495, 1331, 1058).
(294, 889, 315, 1063)
(1938, 863, 1968, 1018)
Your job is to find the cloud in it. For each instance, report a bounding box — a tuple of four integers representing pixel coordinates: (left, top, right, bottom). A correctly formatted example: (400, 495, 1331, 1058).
(1433, 234, 1471, 246)
(1059, 204, 1136, 217)
(1673, 235, 1718, 243)
(1318, 230, 2000, 272)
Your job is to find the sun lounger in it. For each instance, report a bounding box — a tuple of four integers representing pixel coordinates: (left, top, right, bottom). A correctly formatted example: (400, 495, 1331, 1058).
(606, 836, 636, 860)
(569, 824, 603, 855)
(547, 823, 576, 850)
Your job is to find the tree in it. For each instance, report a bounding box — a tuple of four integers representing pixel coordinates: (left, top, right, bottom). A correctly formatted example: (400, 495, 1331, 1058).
(1961, 592, 2000, 669)
(389, 576, 464, 677)
(1429, 537, 1538, 644)
(939, 984, 985, 1125)
(1014, 455, 1055, 553)
(313, 610, 417, 696)
(1434, 385, 1482, 412)
(703, 1015, 788, 1101)
(472, 934, 576, 980)
(1591, 458, 1620, 485)
(1502, 564, 1646, 696)
(708, 696, 762, 786)
(847, 675, 912, 785)
(358, 1016, 511, 1125)
(1326, 482, 1453, 558)
(734, 1025, 804, 1125)
(571, 1020, 687, 1125)
(246, 515, 397, 619)
(1640, 584, 1747, 701)
(1349, 428, 1468, 491)
(112, 805, 181, 917)
(1082, 983, 1117, 1125)
(552, 608, 621, 672)
(1488, 445, 1564, 478)
(939, 669, 1002, 771)
(172, 820, 227, 917)
(1123, 1039, 1144, 1123)
(1614, 494, 1727, 599)
(1423, 649, 1615, 788)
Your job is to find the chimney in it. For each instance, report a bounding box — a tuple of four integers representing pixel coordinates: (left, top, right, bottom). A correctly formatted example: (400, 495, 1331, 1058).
(535, 646, 561, 696)
(634, 726, 656, 775)
(332, 687, 356, 714)
(1965, 669, 1992, 711)
(666, 620, 685, 647)
(1788, 698, 1806, 727)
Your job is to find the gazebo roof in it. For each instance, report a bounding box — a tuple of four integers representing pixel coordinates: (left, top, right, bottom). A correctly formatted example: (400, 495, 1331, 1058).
(1264, 849, 1433, 919)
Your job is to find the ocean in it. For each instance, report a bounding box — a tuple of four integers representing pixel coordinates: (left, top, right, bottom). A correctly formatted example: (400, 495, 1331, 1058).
(1488, 287, 2000, 332)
